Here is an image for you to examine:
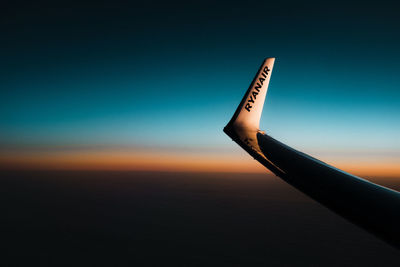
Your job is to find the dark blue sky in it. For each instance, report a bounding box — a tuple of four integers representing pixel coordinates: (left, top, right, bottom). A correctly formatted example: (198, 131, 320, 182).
(1, 0, 400, 156)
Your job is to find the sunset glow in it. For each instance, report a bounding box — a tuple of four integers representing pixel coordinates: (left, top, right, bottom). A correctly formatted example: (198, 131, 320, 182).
(1, 148, 399, 177)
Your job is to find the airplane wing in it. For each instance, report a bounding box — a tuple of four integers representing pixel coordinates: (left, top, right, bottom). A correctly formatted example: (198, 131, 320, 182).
(224, 58, 400, 249)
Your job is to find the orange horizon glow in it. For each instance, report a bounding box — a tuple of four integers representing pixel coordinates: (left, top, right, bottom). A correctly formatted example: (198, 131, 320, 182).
(1, 148, 400, 178)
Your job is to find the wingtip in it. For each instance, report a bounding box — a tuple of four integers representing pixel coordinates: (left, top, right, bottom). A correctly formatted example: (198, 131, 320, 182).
(225, 58, 275, 131)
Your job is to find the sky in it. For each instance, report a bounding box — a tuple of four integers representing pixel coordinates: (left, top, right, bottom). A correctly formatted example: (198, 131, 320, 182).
(1, 0, 400, 176)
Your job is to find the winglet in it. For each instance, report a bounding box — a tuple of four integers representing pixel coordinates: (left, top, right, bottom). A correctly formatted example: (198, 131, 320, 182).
(225, 58, 275, 131)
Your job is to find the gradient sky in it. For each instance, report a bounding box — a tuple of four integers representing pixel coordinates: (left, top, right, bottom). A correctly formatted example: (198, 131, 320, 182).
(1, 1, 400, 175)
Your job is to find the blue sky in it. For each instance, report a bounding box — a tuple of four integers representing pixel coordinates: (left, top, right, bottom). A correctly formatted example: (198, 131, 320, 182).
(1, 1, 399, 161)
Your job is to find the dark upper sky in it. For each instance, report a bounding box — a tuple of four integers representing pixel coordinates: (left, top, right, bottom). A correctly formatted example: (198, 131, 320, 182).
(1, 0, 400, 157)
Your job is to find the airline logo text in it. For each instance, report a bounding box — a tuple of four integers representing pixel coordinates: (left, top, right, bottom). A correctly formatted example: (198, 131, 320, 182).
(245, 66, 270, 112)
